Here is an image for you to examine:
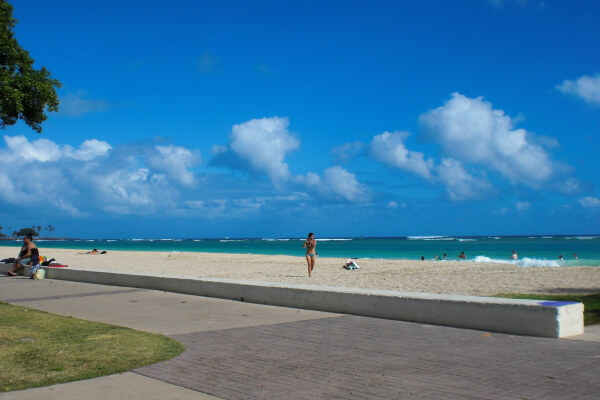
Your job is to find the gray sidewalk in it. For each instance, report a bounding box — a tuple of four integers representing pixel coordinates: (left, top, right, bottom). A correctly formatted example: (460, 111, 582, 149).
(1, 276, 600, 399)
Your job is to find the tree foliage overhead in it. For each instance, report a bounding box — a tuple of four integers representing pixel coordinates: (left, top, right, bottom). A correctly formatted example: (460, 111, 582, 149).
(0, 0, 61, 133)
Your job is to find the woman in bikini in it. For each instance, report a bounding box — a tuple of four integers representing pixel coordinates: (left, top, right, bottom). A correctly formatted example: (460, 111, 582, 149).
(303, 232, 317, 277)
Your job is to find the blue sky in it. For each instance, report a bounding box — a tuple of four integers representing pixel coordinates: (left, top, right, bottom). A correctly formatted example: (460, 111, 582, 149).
(1, 0, 599, 238)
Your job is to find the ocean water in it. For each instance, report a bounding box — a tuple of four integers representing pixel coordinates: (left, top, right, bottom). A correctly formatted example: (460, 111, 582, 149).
(1, 235, 599, 267)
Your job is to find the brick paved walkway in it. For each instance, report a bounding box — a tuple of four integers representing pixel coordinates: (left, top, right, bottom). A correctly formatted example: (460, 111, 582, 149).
(136, 315, 600, 400)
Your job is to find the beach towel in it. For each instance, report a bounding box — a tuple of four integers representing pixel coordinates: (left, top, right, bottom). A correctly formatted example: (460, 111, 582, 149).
(48, 262, 68, 268)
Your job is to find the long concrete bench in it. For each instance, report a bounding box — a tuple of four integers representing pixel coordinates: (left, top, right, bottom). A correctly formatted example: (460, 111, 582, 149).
(1, 264, 584, 338)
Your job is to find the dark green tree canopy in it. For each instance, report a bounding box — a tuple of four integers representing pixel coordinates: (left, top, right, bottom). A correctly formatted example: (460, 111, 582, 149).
(0, 0, 61, 133)
(14, 227, 38, 237)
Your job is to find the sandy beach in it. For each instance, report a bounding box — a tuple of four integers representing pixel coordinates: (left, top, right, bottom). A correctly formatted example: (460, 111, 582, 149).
(3, 247, 599, 296)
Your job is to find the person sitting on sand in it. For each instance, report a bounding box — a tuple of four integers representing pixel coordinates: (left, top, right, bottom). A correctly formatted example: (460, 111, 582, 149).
(458, 251, 466, 259)
(6, 234, 38, 276)
(303, 232, 317, 277)
(511, 250, 518, 260)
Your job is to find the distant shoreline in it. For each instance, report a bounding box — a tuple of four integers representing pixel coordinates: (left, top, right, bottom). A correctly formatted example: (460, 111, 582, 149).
(0, 237, 598, 267)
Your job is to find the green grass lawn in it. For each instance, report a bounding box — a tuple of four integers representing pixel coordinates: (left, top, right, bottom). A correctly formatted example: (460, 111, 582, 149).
(0, 302, 185, 392)
(495, 293, 600, 325)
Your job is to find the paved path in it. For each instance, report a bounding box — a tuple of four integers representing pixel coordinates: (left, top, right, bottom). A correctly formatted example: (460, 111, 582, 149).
(2, 276, 600, 399)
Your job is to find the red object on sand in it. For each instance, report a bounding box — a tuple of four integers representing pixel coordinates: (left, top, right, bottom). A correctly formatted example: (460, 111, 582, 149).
(48, 264, 68, 268)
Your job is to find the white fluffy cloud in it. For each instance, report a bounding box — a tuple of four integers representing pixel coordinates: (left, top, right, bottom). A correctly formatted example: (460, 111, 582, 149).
(556, 73, 600, 105)
(0, 135, 200, 216)
(579, 196, 600, 208)
(363, 129, 493, 201)
(369, 131, 433, 179)
(299, 166, 367, 202)
(419, 92, 555, 187)
(146, 145, 201, 187)
(323, 166, 365, 202)
(2, 135, 112, 163)
(516, 201, 530, 211)
(435, 158, 493, 201)
(229, 117, 299, 185)
(65, 139, 113, 161)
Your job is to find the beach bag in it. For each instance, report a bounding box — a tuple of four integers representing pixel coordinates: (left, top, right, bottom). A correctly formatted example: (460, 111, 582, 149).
(33, 268, 45, 280)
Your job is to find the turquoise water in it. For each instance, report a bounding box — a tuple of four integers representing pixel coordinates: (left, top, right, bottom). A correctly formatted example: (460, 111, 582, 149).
(1, 235, 599, 267)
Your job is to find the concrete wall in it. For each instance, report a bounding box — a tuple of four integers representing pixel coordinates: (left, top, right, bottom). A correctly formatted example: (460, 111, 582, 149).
(0, 264, 584, 338)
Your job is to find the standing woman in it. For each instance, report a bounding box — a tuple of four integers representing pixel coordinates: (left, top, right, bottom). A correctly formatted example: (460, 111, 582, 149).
(303, 232, 317, 277)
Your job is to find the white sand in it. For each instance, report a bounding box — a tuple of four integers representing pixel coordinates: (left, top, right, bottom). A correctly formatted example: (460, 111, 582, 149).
(2, 247, 599, 296)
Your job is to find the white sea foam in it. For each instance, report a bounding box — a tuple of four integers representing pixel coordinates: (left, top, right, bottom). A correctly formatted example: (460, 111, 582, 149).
(457, 238, 476, 242)
(193, 239, 203, 242)
(106, 240, 116, 242)
(566, 236, 598, 240)
(261, 238, 291, 241)
(318, 238, 352, 241)
(408, 236, 456, 241)
(220, 239, 246, 242)
(472, 256, 562, 267)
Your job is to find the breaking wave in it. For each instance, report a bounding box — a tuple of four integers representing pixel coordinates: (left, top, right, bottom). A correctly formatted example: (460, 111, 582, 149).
(473, 256, 563, 267)
(407, 236, 455, 241)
